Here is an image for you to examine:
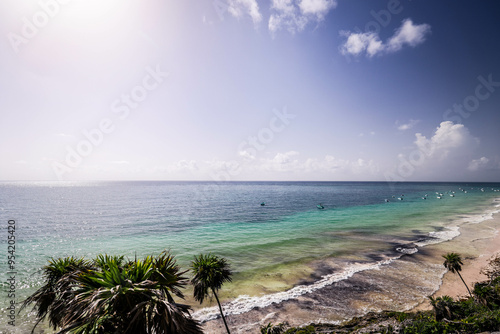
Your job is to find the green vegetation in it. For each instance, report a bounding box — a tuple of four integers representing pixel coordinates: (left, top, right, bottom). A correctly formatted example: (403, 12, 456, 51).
(261, 252, 500, 333)
(25, 250, 500, 333)
(22, 251, 208, 334)
(191, 253, 233, 334)
(442, 252, 473, 298)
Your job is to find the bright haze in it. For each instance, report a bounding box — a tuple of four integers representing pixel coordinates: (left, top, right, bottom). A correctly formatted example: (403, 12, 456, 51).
(1, 0, 499, 182)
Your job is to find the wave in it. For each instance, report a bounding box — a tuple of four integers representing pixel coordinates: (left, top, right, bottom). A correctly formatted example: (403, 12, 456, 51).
(193, 256, 400, 322)
(414, 226, 461, 247)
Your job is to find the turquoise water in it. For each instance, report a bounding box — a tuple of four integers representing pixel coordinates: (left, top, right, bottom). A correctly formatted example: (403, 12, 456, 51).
(0, 181, 499, 331)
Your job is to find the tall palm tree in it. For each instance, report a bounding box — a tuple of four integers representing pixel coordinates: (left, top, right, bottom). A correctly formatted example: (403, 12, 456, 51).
(22, 251, 203, 334)
(191, 253, 233, 334)
(442, 252, 473, 298)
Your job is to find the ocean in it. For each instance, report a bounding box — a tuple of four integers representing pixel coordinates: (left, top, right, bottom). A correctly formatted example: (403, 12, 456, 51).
(1, 181, 499, 333)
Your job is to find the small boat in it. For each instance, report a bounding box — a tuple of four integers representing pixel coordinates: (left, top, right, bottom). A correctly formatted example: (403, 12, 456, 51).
(397, 197, 403, 201)
(437, 196, 442, 199)
(260, 202, 266, 206)
(385, 199, 390, 203)
(317, 204, 325, 210)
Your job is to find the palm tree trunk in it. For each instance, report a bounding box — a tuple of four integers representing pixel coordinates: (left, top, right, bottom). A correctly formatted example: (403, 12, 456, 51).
(458, 272, 473, 298)
(212, 289, 231, 334)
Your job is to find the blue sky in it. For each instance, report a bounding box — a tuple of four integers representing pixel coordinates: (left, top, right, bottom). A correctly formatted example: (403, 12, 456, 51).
(1, 0, 499, 182)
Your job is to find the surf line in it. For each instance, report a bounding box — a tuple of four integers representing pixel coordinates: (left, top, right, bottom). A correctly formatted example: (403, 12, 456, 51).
(193, 256, 401, 322)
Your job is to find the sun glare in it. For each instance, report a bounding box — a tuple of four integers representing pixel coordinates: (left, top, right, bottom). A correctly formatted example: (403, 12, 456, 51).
(59, 0, 125, 26)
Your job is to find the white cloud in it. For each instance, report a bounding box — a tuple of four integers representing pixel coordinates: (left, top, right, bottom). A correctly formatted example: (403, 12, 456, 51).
(467, 157, 490, 171)
(261, 151, 301, 172)
(414, 121, 479, 160)
(78, 153, 381, 181)
(299, 0, 337, 19)
(385, 122, 484, 182)
(272, 0, 295, 13)
(340, 19, 431, 58)
(255, 152, 378, 177)
(167, 160, 199, 173)
(339, 31, 384, 57)
(387, 19, 432, 52)
(303, 155, 349, 172)
(228, 0, 263, 25)
(397, 119, 420, 131)
(269, 0, 337, 35)
(273, 150, 300, 163)
(238, 149, 256, 160)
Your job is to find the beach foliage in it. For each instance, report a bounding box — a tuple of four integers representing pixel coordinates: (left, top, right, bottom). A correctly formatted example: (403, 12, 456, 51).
(442, 252, 473, 298)
(22, 251, 203, 334)
(283, 325, 316, 333)
(260, 322, 287, 334)
(191, 253, 233, 334)
(403, 253, 500, 333)
(272, 253, 500, 333)
(21, 256, 94, 331)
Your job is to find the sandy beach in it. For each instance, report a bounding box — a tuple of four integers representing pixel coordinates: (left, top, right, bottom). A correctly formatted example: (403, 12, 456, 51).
(203, 204, 500, 333)
(413, 209, 500, 310)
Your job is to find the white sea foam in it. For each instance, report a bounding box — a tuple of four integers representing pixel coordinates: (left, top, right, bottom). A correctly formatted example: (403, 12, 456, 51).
(396, 247, 418, 255)
(414, 226, 460, 247)
(193, 257, 400, 322)
(465, 208, 500, 224)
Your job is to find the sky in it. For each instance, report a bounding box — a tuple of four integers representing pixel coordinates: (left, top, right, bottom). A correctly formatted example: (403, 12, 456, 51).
(1, 0, 500, 182)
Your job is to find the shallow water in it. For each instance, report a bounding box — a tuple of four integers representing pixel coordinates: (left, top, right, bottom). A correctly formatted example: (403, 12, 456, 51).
(0, 181, 499, 332)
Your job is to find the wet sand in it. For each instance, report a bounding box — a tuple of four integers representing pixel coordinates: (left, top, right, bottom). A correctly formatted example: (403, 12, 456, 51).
(202, 207, 500, 333)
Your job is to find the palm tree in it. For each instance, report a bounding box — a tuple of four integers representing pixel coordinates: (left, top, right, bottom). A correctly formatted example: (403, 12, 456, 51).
(191, 253, 233, 334)
(23, 251, 203, 334)
(429, 295, 454, 320)
(442, 252, 473, 298)
(21, 256, 93, 332)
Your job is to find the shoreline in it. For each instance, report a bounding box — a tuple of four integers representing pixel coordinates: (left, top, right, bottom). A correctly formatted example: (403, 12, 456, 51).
(203, 199, 500, 333)
(412, 209, 500, 311)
